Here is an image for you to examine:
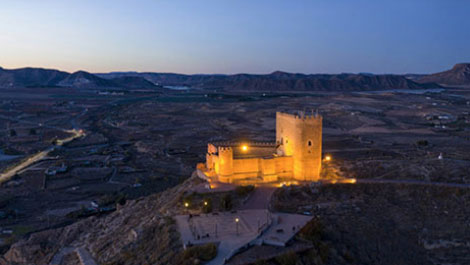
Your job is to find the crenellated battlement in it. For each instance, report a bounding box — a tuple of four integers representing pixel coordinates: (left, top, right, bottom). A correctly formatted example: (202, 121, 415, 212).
(276, 111, 322, 122)
(218, 146, 233, 152)
(211, 141, 276, 148)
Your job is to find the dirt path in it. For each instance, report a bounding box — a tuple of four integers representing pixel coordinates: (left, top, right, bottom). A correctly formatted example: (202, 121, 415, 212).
(240, 186, 276, 210)
(357, 178, 470, 188)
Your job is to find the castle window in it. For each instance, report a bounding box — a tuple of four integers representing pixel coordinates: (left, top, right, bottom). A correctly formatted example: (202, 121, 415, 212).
(308, 140, 312, 146)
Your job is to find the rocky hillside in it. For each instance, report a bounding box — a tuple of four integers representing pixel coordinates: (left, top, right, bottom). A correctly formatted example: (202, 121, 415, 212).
(271, 183, 470, 265)
(418, 63, 470, 86)
(0, 177, 202, 265)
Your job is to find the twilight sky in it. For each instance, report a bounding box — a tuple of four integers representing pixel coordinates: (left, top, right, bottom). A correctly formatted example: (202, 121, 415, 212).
(1, 0, 469, 74)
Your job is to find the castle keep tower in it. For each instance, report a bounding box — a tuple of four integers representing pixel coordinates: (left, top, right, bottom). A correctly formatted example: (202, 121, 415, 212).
(276, 111, 322, 181)
(202, 111, 323, 184)
(217, 147, 233, 182)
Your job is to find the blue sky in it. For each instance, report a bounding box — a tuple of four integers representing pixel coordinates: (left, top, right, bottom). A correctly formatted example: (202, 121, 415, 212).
(1, 0, 469, 74)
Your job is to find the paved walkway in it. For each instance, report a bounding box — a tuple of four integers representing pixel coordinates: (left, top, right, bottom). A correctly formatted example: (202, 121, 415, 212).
(240, 186, 276, 210)
(260, 213, 312, 247)
(49, 247, 97, 265)
(175, 210, 272, 265)
(175, 208, 312, 265)
(49, 247, 75, 265)
(76, 247, 98, 265)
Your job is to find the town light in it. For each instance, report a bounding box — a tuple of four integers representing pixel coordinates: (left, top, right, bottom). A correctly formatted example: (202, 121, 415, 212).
(235, 218, 239, 223)
(204, 201, 208, 206)
(241, 145, 248, 151)
(184, 202, 189, 208)
(324, 155, 331, 162)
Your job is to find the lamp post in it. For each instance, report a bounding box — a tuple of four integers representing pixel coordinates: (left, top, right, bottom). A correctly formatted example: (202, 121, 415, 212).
(235, 218, 240, 235)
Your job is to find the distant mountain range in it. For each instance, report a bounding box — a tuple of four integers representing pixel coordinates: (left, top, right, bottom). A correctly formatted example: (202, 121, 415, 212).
(2, 64, 470, 91)
(96, 71, 440, 91)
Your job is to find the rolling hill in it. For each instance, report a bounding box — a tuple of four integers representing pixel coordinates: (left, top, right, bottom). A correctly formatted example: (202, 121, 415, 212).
(417, 63, 470, 86)
(0, 67, 160, 90)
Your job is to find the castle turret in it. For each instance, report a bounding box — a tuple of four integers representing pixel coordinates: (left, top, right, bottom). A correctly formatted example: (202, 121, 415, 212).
(276, 111, 322, 181)
(217, 147, 233, 182)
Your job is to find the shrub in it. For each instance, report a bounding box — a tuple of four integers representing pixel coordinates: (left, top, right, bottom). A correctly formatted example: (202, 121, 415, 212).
(235, 185, 255, 196)
(416, 140, 429, 146)
(183, 243, 217, 262)
(275, 251, 299, 265)
(254, 259, 269, 265)
(99, 192, 127, 206)
(299, 218, 324, 242)
(318, 242, 330, 263)
(220, 194, 233, 211)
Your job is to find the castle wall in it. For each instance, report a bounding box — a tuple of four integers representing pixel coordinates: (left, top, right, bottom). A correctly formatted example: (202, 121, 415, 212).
(233, 158, 260, 176)
(274, 156, 293, 179)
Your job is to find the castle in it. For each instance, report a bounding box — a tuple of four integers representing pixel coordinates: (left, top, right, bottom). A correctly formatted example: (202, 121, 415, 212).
(201, 111, 322, 185)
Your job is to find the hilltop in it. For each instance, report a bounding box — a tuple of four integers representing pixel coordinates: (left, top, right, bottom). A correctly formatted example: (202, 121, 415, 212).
(417, 63, 470, 86)
(0, 67, 161, 90)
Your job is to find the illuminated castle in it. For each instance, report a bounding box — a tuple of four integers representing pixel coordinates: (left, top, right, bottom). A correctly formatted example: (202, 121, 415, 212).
(201, 111, 322, 184)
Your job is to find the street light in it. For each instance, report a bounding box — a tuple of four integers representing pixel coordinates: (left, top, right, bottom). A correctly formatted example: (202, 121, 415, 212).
(204, 201, 208, 206)
(324, 155, 332, 162)
(235, 218, 240, 235)
(241, 145, 248, 152)
(184, 202, 189, 208)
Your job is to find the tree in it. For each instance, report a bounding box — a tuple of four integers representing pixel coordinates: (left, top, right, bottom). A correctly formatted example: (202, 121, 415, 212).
(202, 197, 213, 213)
(220, 194, 232, 211)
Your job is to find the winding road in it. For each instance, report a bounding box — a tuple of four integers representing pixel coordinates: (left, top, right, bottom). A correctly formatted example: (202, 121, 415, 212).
(0, 109, 87, 184)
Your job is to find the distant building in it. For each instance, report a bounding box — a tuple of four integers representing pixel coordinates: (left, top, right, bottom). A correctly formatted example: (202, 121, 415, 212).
(45, 163, 68, 176)
(200, 111, 323, 185)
